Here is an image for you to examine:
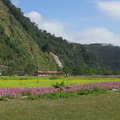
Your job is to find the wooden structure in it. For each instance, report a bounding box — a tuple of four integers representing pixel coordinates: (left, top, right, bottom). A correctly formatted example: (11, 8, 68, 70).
(37, 70, 63, 76)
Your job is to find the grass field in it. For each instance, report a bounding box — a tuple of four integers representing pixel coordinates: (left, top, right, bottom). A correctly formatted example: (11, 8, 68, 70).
(0, 92, 120, 120)
(0, 76, 120, 88)
(0, 76, 120, 120)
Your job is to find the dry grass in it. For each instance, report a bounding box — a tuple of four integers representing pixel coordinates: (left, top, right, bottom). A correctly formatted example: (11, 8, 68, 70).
(0, 92, 120, 120)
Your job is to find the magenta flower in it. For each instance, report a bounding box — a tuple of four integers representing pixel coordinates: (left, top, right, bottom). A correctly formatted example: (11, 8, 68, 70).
(0, 81, 120, 98)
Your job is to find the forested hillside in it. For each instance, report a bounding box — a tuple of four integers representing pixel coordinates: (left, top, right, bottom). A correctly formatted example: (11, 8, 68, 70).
(0, 0, 59, 73)
(88, 44, 120, 72)
(0, 0, 102, 74)
(1, 0, 120, 75)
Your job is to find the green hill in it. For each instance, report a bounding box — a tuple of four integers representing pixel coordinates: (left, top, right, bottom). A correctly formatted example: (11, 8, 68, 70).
(0, 0, 59, 72)
(1, 0, 120, 75)
(88, 43, 120, 71)
(0, 0, 101, 74)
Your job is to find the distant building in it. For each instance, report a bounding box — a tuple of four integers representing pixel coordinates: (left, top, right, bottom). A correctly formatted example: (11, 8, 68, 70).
(37, 70, 63, 76)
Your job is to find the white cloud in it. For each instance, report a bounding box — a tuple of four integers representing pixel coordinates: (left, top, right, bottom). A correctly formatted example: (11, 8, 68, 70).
(96, 1, 120, 18)
(12, 0, 19, 6)
(25, 12, 65, 37)
(72, 28, 120, 46)
(25, 11, 120, 46)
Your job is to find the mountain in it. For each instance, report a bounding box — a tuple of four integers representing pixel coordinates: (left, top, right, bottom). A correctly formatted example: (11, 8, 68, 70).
(0, 0, 59, 73)
(1, 0, 120, 75)
(88, 43, 120, 71)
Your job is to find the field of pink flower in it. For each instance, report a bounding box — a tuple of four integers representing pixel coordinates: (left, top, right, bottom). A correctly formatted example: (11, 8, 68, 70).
(0, 81, 120, 99)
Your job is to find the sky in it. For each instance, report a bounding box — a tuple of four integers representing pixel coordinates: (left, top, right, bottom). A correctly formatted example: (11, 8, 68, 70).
(10, 0, 120, 46)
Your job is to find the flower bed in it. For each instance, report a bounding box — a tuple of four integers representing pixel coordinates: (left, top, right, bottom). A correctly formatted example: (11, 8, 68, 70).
(0, 81, 120, 99)
(65, 81, 120, 92)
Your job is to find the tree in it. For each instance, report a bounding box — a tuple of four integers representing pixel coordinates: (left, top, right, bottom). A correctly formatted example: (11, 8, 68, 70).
(42, 44, 53, 52)
(24, 64, 36, 75)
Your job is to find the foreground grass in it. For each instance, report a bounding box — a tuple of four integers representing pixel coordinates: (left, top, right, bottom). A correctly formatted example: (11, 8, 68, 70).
(0, 92, 120, 120)
(0, 76, 120, 88)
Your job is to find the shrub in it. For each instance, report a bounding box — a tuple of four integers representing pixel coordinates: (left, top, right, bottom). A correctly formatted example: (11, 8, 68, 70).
(29, 93, 50, 100)
(76, 86, 108, 95)
(48, 91, 77, 99)
(92, 86, 108, 94)
(0, 96, 7, 101)
(76, 89, 92, 95)
(52, 81, 70, 90)
(52, 81, 65, 88)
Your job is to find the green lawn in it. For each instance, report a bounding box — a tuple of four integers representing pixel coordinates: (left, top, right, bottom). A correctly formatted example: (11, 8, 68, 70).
(0, 92, 120, 120)
(0, 76, 120, 88)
